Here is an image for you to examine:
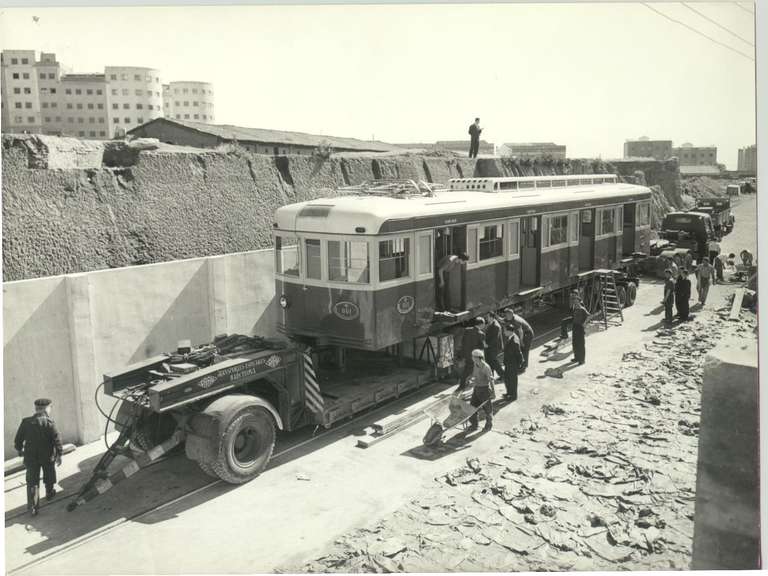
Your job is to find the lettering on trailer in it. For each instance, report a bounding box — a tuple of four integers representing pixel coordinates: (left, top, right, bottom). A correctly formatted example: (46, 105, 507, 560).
(333, 301, 360, 320)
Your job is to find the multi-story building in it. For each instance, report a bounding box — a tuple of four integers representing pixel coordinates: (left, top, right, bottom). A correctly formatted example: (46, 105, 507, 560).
(163, 81, 215, 123)
(55, 74, 109, 139)
(1, 50, 42, 134)
(737, 145, 757, 175)
(672, 143, 717, 166)
(623, 137, 673, 160)
(104, 66, 164, 137)
(498, 142, 566, 159)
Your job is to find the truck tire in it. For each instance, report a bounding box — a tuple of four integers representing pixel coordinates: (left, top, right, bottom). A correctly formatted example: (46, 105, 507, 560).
(210, 404, 276, 484)
(616, 285, 627, 309)
(625, 282, 637, 307)
(197, 459, 218, 478)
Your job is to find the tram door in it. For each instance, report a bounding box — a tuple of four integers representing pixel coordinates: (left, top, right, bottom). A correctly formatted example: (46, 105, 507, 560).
(434, 226, 467, 311)
(622, 203, 636, 256)
(579, 209, 595, 271)
(520, 216, 540, 287)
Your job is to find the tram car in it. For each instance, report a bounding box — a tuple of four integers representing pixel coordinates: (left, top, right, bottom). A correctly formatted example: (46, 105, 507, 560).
(273, 175, 652, 351)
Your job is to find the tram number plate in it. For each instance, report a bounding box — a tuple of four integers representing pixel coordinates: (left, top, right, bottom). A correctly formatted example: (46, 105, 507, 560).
(333, 301, 360, 320)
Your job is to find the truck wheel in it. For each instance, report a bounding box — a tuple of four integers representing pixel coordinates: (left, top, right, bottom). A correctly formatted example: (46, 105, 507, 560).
(616, 285, 627, 309)
(197, 459, 218, 478)
(211, 405, 276, 484)
(625, 282, 637, 307)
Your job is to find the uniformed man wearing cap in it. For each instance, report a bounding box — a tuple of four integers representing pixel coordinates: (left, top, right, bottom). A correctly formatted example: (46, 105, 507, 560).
(14, 398, 63, 515)
(466, 349, 494, 432)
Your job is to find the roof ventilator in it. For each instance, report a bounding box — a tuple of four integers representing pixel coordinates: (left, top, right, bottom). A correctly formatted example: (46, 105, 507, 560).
(340, 179, 445, 199)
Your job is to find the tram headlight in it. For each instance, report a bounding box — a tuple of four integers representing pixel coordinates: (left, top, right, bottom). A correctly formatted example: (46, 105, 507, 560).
(279, 295, 289, 309)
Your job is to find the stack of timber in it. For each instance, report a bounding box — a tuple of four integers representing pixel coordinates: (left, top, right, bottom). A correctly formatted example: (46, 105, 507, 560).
(356, 385, 455, 448)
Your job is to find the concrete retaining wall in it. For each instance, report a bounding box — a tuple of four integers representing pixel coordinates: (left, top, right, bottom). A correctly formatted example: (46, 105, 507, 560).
(692, 340, 760, 569)
(2, 249, 277, 457)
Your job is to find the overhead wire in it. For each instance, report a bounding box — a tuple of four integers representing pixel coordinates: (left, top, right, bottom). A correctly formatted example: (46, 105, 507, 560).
(681, 2, 754, 46)
(642, 3, 755, 61)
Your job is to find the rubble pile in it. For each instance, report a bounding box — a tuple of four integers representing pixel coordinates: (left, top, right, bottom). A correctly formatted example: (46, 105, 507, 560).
(296, 307, 757, 573)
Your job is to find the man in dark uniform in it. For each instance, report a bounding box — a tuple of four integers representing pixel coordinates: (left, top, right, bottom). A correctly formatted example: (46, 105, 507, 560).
(502, 315, 524, 401)
(460, 318, 486, 388)
(663, 268, 675, 325)
(675, 268, 692, 321)
(15, 398, 63, 515)
(484, 313, 505, 380)
(468, 118, 482, 159)
(505, 309, 534, 371)
(570, 291, 589, 365)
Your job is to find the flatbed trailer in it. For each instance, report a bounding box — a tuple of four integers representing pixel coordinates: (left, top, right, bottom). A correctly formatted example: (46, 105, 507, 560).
(67, 334, 435, 511)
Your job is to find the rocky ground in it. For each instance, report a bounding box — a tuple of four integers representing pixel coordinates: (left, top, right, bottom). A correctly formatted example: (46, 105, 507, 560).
(288, 299, 758, 573)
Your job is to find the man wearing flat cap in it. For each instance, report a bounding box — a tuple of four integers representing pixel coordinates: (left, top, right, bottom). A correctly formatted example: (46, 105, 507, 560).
(15, 398, 63, 515)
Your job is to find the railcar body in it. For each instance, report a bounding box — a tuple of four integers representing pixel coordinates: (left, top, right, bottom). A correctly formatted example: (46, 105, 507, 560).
(274, 175, 652, 351)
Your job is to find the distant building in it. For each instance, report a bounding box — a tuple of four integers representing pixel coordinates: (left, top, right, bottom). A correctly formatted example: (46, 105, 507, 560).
(679, 165, 722, 177)
(1, 49, 212, 140)
(498, 142, 566, 159)
(128, 117, 401, 155)
(673, 142, 717, 166)
(623, 137, 673, 160)
(163, 81, 215, 124)
(738, 145, 757, 174)
(394, 140, 495, 156)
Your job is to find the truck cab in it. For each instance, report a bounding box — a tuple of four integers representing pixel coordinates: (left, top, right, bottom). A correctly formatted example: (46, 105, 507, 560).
(659, 211, 715, 260)
(694, 197, 734, 235)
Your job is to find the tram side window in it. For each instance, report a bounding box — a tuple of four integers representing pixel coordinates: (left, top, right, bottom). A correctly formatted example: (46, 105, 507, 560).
(509, 220, 520, 257)
(275, 235, 300, 277)
(305, 239, 322, 280)
(379, 238, 410, 281)
(637, 202, 650, 226)
(548, 214, 568, 246)
(417, 234, 432, 276)
(328, 240, 369, 283)
(479, 224, 504, 260)
(599, 208, 616, 236)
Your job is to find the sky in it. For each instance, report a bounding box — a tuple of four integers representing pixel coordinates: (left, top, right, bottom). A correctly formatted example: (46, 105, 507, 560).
(0, 2, 757, 168)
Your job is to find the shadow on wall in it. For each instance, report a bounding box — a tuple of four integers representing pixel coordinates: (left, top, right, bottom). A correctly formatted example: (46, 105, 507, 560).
(3, 278, 78, 456)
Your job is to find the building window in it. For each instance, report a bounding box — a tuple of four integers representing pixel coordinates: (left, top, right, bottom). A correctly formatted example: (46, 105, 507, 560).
(379, 238, 410, 281)
(175, 114, 181, 119)
(202, 115, 207, 120)
(21, 58, 29, 64)
(22, 72, 29, 79)
(11, 58, 18, 64)
(89, 117, 95, 124)
(14, 102, 21, 109)
(86, 89, 93, 95)
(123, 103, 130, 109)
(23, 87, 31, 94)
(75, 89, 81, 95)
(275, 236, 299, 276)
(55, 116, 61, 122)
(13, 87, 20, 94)
(78, 131, 85, 136)
(137, 117, 144, 124)
(49, 73, 55, 80)
(193, 101, 198, 106)
(120, 74, 127, 81)
(148, 104, 153, 110)
(329, 240, 369, 283)
(89, 131, 96, 137)
(12, 72, 19, 79)
(174, 89, 179, 94)
(99, 131, 106, 136)
(145, 74, 151, 82)
(192, 88, 198, 94)
(87, 103, 94, 109)
(134, 74, 141, 81)
(175, 101, 180, 107)
(28, 116, 35, 123)
(135, 89, 142, 96)
(41, 88, 49, 95)
(136, 103, 143, 110)
(113, 118, 119, 123)
(39, 72, 46, 79)
(124, 117, 130, 124)
(97, 103, 103, 110)
(77, 118, 84, 123)
(50, 88, 56, 94)
(67, 103, 73, 109)
(194, 114, 199, 119)
(111, 89, 118, 96)
(183, 101, 189, 106)
(98, 117, 104, 123)
(479, 224, 504, 259)
(110, 74, 117, 80)
(112, 103, 119, 110)
(76, 103, 83, 109)
(24, 102, 32, 109)
(14, 116, 22, 123)
(305, 239, 322, 280)
(44, 116, 51, 122)
(183, 88, 188, 93)
(122, 89, 128, 96)
(184, 114, 189, 119)
(42, 102, 49, 108)
(68, 118, 74, 123)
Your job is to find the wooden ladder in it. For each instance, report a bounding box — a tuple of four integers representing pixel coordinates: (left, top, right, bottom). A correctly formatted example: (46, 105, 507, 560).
(597, 270, 624, 329)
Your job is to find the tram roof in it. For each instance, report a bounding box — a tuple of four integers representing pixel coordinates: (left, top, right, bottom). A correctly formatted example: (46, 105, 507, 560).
(275, 179, 652, 235)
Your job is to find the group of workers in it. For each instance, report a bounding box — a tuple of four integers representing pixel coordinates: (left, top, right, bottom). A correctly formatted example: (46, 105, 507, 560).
(457, 307, 534, 431)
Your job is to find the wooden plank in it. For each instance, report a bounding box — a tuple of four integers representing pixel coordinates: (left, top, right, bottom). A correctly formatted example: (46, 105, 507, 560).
(357, 408, 435, 449)
(730, 288, 745, 320)
(372, 389, 453, 435)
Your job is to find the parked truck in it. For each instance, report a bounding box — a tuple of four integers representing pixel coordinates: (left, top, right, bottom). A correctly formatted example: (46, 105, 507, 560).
(693, 197, 735, 236)
(656, 211, 716, 262)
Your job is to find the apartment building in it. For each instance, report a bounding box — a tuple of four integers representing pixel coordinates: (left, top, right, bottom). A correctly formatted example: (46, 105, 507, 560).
(498, 142, 566, 159)
(163, 81, 215, 123)
(623, 137, 673, 160)
(737, 145, 757, 175)
(1, 50, 43, 134)
(672, 143, 717, 166)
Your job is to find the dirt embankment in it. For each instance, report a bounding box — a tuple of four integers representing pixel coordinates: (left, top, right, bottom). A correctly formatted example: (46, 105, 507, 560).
(289, 305, 757, 573)
(3, 135, 684, 281)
